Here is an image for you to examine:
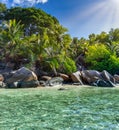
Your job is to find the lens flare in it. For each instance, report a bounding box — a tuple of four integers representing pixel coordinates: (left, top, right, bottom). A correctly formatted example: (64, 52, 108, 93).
(65, 0, 119, 37)
(109, 0, 119, 4)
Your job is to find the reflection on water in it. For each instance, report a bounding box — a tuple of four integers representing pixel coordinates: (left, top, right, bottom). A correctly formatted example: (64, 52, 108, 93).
(63, 96, 119, 130)
(0, 88, 119, 129)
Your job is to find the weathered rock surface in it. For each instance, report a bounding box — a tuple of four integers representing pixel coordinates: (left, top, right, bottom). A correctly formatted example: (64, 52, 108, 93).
(0, 81, 6, 88)
(70, 71, 83, 85)
(2, 67, 39, 88)
(101, 70, 115, 83)
(114, 74, 119, 83)
(58, 73, 70, 81)
(71, 70, 115, 87)
(92, 79, 115, 87)
(0, 74, 4, 82)
(45, 77, 64, 87)
(41, 76, 52, 81)
(5, 67, 38, 84)
(81, 70, 101, 84)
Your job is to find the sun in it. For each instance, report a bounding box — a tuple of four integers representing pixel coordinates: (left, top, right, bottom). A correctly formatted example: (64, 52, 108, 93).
(109, 0, 119, 4)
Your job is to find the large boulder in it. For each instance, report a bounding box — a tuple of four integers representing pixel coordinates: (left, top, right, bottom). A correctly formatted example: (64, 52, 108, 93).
(39, 77, 64, 87)
(81, 70, 101, 84)
(6, 80, 40, 88)
(5, 67, 38, 84)
(45, 77, 64, 87)
(41, 76, 52, 81)
(71, 70, 115, 87)
(19, 80, 40, 88)
(100, 70, 115, 83)
(0, 81, 6, 88)
(92, 79, 115, 87)
(70, 71, 83, 85)
(114, 74, 119, 83)
(58, 73, 70, 82)
(0, 74, 4, 82)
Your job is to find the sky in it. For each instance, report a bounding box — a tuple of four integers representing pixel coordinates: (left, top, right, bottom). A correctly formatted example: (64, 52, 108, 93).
(1, 0, 119, 38)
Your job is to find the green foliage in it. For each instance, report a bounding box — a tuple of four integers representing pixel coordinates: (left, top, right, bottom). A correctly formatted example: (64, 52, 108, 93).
(96, 32, 109, 43)
(0, 6, 73, 73)
(62, 57, 77, 74)
(0, 3, 6, 18)
(109, 28, 119, 42)
(108, 55, 119, 74)
(0, 19, 24, 61)
(85, 44, 111, 71)
(1, 4, 119, 74)
(86, 44, 110, 61)
(2, 7, 60, 36)
(85, 44, 119, 74)
(70, 37, 88, 59)
(0, 3, 6, 11)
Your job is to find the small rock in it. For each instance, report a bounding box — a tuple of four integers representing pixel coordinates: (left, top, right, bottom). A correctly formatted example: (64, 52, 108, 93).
(58, 87, 68, 91)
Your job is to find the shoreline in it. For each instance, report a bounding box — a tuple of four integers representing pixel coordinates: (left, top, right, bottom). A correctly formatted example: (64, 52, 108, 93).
(1, 84, 119, 91)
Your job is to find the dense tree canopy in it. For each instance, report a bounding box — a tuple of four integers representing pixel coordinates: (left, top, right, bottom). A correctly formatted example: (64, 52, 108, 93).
(2, 7, 62, 36)
(0, 2, 119, 75)
(0, 3, 6, 13)
(0, 3, 76, 74)
(75, 29, 119, 74)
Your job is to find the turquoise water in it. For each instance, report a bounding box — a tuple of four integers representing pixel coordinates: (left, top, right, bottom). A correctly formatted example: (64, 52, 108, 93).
(0, 87, 119, 130)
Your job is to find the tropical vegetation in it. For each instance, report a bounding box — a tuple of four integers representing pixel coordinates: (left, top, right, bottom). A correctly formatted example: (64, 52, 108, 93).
(0, 3, 119, 75)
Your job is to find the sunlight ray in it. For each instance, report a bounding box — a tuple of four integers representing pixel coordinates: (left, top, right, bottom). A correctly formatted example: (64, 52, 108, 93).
(66, 0, 119, 37)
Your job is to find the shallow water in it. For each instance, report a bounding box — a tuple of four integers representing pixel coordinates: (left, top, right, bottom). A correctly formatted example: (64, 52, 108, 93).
(0, 87, 119, 130)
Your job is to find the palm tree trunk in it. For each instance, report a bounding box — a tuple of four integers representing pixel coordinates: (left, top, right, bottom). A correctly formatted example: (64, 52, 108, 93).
(52, 67, 57, 76)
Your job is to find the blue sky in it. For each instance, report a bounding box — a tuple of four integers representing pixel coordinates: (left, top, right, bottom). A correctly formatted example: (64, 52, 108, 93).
(1, 0, 119, 38)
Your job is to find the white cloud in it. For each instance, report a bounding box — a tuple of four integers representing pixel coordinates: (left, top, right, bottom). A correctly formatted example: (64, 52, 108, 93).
(13, 0, 48, 4)
(36, 0, 48, 4)
(1, 0, 8, 3)
(1, 0, 48, 7)
(13, 0, 21, 4)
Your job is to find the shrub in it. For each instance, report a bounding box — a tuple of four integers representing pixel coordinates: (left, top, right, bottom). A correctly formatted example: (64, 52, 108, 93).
(62, 57, 77, 74)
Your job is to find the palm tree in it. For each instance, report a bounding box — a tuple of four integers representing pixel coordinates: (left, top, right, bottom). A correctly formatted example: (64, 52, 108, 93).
(0, 19, 24, 62)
